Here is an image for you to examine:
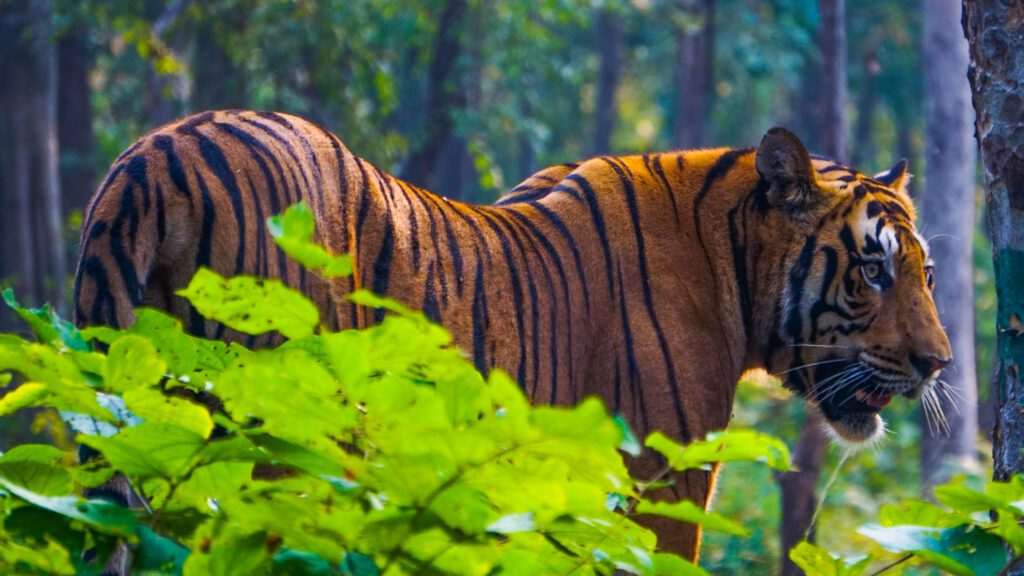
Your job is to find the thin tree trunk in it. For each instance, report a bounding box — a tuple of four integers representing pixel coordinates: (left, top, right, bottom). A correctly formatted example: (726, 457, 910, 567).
(779, 2, 847, 573)
(672, 0, 714, 149)
(963, 1, 1024, 537)
(402, 0, 468, 189)
(592, 8, 622, 156)
(817, 0, 848, 162)
(918, 0, 978, 495)
(851, 49, 879, 168)
(57, 22, 96, 218)
(0, 0, 65, 327)
(192, 10, 248, 113)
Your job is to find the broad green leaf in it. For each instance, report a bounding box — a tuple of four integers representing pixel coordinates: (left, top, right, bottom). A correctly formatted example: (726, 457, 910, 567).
(0, 536, 76, 575)
(995, 511, 1024, 555)
(858, 523, 1005, 576)
(985, 475, 1024, 514)
(183, 529, 267, 576)
(135, 524, 190, 574)
(0, 476, 136, 536)
(935, 481, 1007, 514)
(268, 203, 353, 278)
(429, 483, 497, 534)
(646, 429, 791, 472)
(80, 422, 207, 478)
(2, 289, 89, 351)
(635, 499, 749, 536)
(348, 289, 418, 318)
(177, 268, 320, 340)
(652, 552, 709, 575)
(487, 512, 536, 534)
(340, 552, 380, 576)
(273, 548, 335, 575)
(615, 414, 642, 457)
(0, 382, 48, 416)
(878, 499, 970, 528)
(123, 387, 214, 438)
(104, 335, 166, 392)
(0, 444, 73, 496)
(788, 541, 868, 576)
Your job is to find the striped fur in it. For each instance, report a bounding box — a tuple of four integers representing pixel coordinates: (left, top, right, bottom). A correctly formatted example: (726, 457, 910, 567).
(74, 112, 951, 559)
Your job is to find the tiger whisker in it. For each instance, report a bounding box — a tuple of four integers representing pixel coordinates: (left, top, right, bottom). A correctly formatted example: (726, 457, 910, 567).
(778, 358, 849, 375)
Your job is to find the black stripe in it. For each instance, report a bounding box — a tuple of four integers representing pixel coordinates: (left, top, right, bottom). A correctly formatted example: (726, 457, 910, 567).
(192, 171, 217, 336)
(603, 157, 688, 438)
(422, 193, 466, 297)
(154, 183, 167, 242)
(152, 136, 192, 201)
(110, 184, 142, 306)
(527, 201, 591, 312)
(785, 235, 817, 341)
(471, 248, 489, 375)
(565, 173, 615, 297)
(83, 163, 125, 230)
(504, 208, 576, 389)
(477, 209, 529, 386)
(616, 263, 648, 433)
(370, 218, 395, 325)
(648, 153, 680, 225)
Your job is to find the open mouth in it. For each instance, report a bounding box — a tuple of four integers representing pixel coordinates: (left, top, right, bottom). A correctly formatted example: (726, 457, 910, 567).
(812, 359, 891, 417)
(808, 359, 893, 441)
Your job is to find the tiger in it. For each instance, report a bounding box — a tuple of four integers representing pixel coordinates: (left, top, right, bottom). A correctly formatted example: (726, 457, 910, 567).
(73, 109, 952, 560)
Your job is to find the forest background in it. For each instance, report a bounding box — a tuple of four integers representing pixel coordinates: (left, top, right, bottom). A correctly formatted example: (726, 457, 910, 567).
(0, 0, 1011, 574)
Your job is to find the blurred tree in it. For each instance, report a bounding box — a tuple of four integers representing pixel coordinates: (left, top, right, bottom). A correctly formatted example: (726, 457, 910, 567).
(56, 9, 97, 217)
(191, 1, 250, 111)
(918, 0, 977, 495)
(672, 0, 714, 149)
(777, 2, 847, 575)
(0, 0, 66, 328)
(592, 6, 623, 155)
(402, 0, 469, 194)
(963, 0, 1024, 519)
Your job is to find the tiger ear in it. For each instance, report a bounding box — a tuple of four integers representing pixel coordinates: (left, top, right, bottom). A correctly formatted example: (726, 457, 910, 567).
(755, 127, 820, 213)
(874, 159, 911, 196)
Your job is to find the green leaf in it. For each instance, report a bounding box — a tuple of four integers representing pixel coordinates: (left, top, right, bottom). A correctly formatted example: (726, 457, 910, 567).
(268, 203, 353, 278)
(652, 552, 709, 575)
(646, 429, 791, 472)
(0, 444, 73, 496)
(935, 480, 1007, 514)
(858, 523, 1006, 576)
(135, 524, 189, 573)
(878, 499, 970, 528)
(2, 289, 89, 351)
(615, 414, 642, 457)
(178, 268, 320, 340)
(340, 552, 380, 576)
(635, 499, 749, 536)
(788, 541, 868, 576)
(80, 422, 207, 478)
(273, 548, 334, 575)
(183, 529, 268, 576)
(123, 387, 214, 438)
(0, 476, 136, 536)
(104, 335, 166, 392)
(0, 536, 76, 575)
(348, 290, 418, 318)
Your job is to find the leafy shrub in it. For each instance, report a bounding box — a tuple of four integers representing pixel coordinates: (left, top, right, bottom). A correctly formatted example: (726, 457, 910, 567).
(0, 205, 793, 575)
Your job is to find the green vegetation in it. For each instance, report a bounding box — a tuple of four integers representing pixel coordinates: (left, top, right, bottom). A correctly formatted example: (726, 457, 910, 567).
(0, 206, 1017, 575)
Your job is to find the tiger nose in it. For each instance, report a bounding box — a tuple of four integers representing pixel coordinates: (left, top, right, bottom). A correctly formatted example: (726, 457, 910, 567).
(910, 353, 951, 378)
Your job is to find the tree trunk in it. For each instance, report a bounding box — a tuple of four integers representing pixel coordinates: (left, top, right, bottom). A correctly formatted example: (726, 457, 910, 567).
(402, 0, 468, 190)
(851, 49, 879, 168)
(672, 0, 715, 149)
(192, 10, 248, 113)
(962, 0, 1024, 523)
(778, 2, 847, 573)
(592, 8, 622, 156)
(918, 0, 978, 495)
(0, 0, 66, 329)
(817, 0, 848, 162)
(57, 21, 96, 218)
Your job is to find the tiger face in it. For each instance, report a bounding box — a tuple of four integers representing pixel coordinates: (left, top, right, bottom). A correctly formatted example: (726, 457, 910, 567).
(757, 128, 952, 443)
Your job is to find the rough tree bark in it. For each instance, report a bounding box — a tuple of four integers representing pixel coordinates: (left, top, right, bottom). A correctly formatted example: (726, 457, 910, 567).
(962, 0, 1024, 535)
(851, 48, 879, 168)
(402, 0, 468, 192)
(778, 2, 847, 574)
(0, 0, 66, 329)
(592, 7, 622, 156)
(672, 0, 714, 149)
(918, 0, 978, 495)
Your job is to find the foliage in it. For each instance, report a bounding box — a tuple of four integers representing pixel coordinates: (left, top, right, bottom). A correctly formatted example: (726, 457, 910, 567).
(790, 474, 1023, 576)
(0, 205, 794, 575)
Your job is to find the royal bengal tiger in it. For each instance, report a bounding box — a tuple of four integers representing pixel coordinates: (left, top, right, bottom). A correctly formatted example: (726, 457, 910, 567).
(74, 109, 952, 560)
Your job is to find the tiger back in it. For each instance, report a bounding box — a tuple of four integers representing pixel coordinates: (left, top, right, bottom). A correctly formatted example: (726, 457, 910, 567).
(74, 111, 951, 559)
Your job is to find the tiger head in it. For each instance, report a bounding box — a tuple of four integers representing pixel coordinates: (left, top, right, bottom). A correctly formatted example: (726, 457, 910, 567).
(756, 128, 952, 443)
